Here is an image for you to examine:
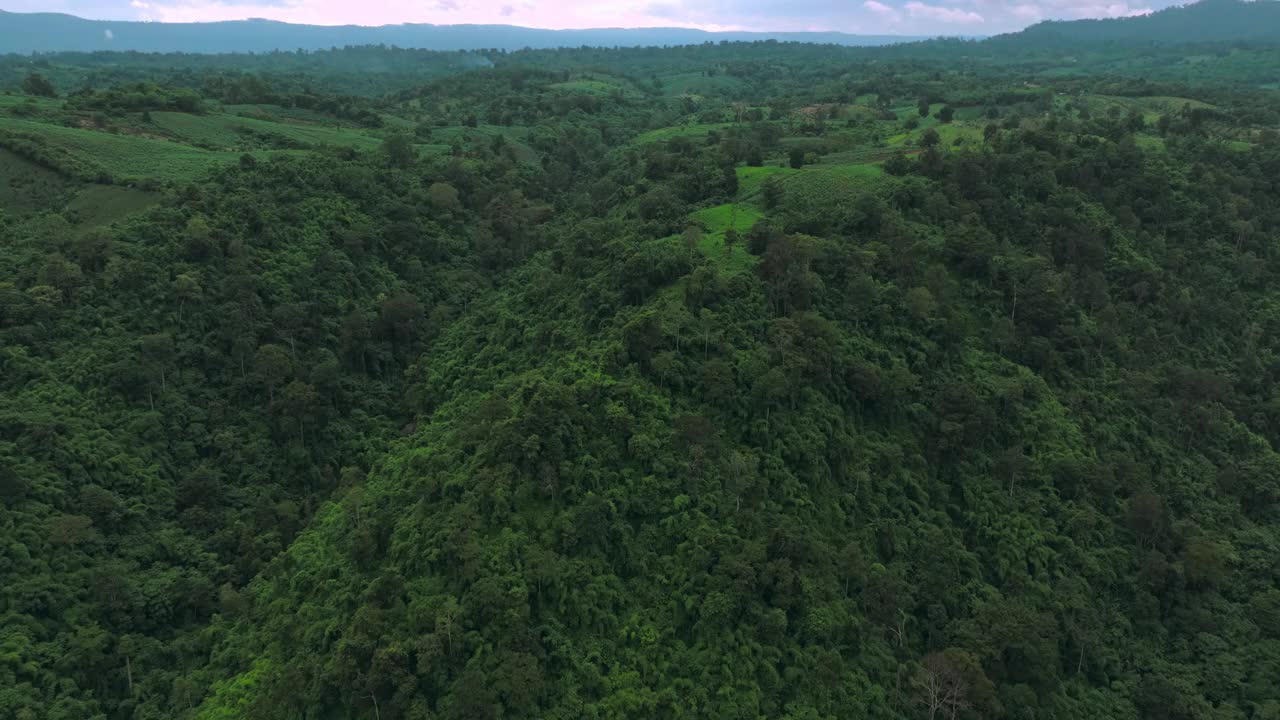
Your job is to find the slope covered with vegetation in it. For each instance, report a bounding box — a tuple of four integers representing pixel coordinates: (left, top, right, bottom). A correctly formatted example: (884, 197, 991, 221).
(1020, 0, 1280, 43)
(1, 19, 1280, 720)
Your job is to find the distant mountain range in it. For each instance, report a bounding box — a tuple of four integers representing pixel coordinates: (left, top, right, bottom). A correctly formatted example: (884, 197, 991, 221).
(0, 0, 1275, 56)
(1017, 0, 1280, 44)
(0, 12, 927, 54)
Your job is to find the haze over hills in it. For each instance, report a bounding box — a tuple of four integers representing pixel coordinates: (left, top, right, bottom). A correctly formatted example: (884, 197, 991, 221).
(0, 11, 929, 54)
(1, 0, 1277, 56)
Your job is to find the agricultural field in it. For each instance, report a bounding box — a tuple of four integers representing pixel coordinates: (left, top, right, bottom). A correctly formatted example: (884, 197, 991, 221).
(776, 162, 887, 231)
(0, 116, 307, 182)
(63, 184, 159, 229)
(688, 202, 764, 274)
(221, 103, 336, 123)
(736, 164, 796, 200)
(148, 111, 383, 151)
(1073, 93, 1217, 123)
(0, 93, 62, 112)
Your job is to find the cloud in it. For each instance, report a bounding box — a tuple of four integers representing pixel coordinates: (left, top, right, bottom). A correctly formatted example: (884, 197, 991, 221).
(864, 0, 898, 16)
(1011, 4, 1042, 20)
(500, 4, 515, 15)
(904, 1, 984, 23)
(434, 0, 461, 10)
(1065, 2, 1153, 18)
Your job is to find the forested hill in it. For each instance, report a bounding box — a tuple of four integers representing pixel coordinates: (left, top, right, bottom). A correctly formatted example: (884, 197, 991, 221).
(0, 12, 924, 54)
(1015, 0, 1280, 44)
(3, 35, 1280, 720)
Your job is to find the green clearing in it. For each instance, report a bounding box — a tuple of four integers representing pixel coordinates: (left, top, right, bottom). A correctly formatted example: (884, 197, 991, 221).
(936, 124, 985, 146)
(379, 114, 416, 130)
(893, 102, 942, 121)
(808, 163, 884, 180)
(63, 184, 159, 229)
(888, 122, 984, 148)
(1084, 94, 1217, 119)
(691, 202, 764, 234)
(688, 202, 764, 274)
(1134, 134, 1166, 150)
(736, 165, 797, 200)
(0, 94, 63, 112)
(149, 112, 382, 150)
(781, 162, 885, 211)
(778, 136, 831, 153)
(0, 116, 302, 182)
(221, 103, 336, 123)
(954, 107, 991, 121)
(415, 142, 453, 157)
(820, 146, 907, 165)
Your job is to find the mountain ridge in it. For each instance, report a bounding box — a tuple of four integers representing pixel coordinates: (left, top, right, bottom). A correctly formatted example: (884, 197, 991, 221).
(1016, 0, 1280, 43)
(0, 11, 929, 54)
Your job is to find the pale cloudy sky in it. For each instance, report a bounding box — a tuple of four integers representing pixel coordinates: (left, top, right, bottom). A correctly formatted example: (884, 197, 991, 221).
(2, 0, 1176, 34)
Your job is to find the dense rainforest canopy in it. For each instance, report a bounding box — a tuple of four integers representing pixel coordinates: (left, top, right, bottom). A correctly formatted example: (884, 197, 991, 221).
(2, 4, 1280, 719)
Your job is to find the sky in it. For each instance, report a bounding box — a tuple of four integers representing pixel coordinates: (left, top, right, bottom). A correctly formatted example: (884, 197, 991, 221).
(1, 0, 1179, 35)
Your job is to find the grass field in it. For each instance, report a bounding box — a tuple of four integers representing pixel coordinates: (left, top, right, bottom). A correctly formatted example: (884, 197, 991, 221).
(887, 121, 984, 149)
(807, 163, 884, 180)
(954, 107, 992, 121)
(736, 165, 797, 200)
(221, 103, 335, 123)
(688, 203, 764, 274)
(0, 94, 63, 111)
(1134, 135, 1166, 150)
(150, 112, 383, 150)
(64, 184, 159, 229)
(0, 116, 302, 182)
(1081, 94, 1217, 123)
(781, 162, 885, 209)
(936, 124, 985, 147)
(893, 102, 942, 122)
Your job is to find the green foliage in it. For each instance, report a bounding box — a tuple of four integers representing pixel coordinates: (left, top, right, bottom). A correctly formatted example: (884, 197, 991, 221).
(20, 72, 56, 98)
